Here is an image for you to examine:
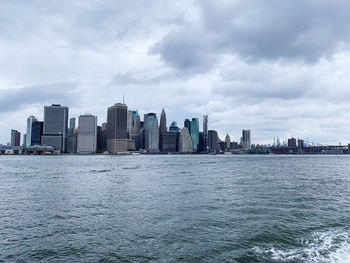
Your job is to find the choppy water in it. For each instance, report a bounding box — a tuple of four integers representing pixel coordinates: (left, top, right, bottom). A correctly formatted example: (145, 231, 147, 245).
(0, 155, 350, 263)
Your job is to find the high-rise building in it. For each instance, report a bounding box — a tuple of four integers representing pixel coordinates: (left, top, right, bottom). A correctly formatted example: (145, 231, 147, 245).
(11, 129, 21, 147)
(160, 109, 167, 133)
(184, 119, 190, 131)
(298, 139, 304, 149)
(144, 113, 159, 152)
(97, 123, 107, 152)
(203, 115, 208, 135)
(31, 121, 43, 146)
(242, 130, 251, 149)
(68, 117, 76, 135)
(41, 104, 69, 152)
(77, 114, 97, 153)
(190, 118, 199, 152)
(208, 130, 218, 152)
(178, 127, 193, 153)
(107, 103, 128, 153)
(159, 132, 177, 152)
(26, 116, 37, 147)
(288, 137, 297, 148)
(198, 132, 205, 152)
(169, 121, 180, 132)
(225, 134, 231, 150)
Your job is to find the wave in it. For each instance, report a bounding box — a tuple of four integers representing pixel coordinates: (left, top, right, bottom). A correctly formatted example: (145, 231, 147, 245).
(253, 229, 350, 263)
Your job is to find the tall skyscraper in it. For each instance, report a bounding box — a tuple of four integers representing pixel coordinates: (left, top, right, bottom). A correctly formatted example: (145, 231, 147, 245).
(97, 122, 107, 152)
(159, 132, 177, 152)
(41, 104, 69, 152)
(26, 116, 37, 147)
(11, 129, 21, 147)
(242, 130, 251, 149)
(68, 117, 76, 135)
(190, 118, 199, 152)
(144, 113, 159, 151)
(203, 115, 208, 136)
(208, 130, 218, 152)
(160, 109, 167, 133)
(184, 119, 190, 130)
(288, 137, 297, 148)
(31, 121, 43, 146)
(178, 127, 193, 153)
(107, 103, 128, 153)
(203, 115, 208, 149)
(77, 114, 97, 153)
(225, 134, 231, 150)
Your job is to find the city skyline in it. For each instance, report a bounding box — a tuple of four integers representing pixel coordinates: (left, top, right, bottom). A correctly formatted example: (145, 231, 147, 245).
(2, 1, 350, 145)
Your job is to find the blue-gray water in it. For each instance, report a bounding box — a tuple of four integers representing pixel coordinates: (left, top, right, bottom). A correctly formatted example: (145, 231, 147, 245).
(1, 155, 350, 263)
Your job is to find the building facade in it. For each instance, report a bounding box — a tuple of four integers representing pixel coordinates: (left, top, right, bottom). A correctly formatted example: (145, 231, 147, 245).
(208, 130, 218, 152)
(26, 116, 37, 147)
(190, 118, 199, 152)
(11, 129, 21, 147)
(107, 103, 128, 153)
(242, 129, 251, 149)
(178, 127, 193, 153)
(144, 113, 159, 152)
(31, 121, 43, 146)
(41, 104, 69, 153)
(159, 109, 167, 133)
(159, 132, 177, 152)
(77, 114, 97, 153)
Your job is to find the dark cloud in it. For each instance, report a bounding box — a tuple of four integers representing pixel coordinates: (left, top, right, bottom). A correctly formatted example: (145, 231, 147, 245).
(152, 0, 350, 72)
(0, 82, 79, 112)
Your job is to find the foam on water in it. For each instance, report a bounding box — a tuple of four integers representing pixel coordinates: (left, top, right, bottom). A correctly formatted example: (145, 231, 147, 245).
(254, 229, 350, 262)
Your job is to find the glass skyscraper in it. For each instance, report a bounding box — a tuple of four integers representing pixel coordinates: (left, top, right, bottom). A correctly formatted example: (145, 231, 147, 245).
(144, 113, 159, 152)
(190, 118, 199, 152)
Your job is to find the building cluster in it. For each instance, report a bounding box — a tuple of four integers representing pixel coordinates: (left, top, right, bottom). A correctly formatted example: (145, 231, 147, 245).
(6, 102, 252, 155)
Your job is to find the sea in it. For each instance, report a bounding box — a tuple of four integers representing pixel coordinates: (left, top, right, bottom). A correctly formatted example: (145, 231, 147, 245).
(0, 155, 349, 263)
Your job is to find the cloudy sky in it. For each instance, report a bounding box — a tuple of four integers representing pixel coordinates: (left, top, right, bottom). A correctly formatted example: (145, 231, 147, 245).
(1, 0, 350, 145)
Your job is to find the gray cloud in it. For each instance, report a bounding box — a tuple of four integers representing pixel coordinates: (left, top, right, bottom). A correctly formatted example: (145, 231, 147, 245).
(0, 82, 79, 112)
(152, 0, 350, 73)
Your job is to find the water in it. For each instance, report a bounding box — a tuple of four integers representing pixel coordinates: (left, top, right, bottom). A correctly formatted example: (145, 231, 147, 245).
(0, 155, 350, 262)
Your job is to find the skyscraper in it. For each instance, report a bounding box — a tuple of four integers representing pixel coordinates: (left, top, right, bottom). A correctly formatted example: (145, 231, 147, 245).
(107, 103, 128, 153)
(160, 109, 167, 133)
(31, 121, 43, 146)
(11, 129, 21, 147)
(184, 119, 190, 130)
(144, 113, 159, 152)
(68, 117, 76, 135)
(178, 127, 193, 153)
(41, 104, 69, 152)
(203, 115, 208, 149)
(159, 132, 177, 152)
(77, 114, 97, 153)
(26, 116, 37, 147)
(97, 122, 107, 152)
(242, 130, 251, 149)
(169, 121, 180, 132)
(190, 118, 199, 152)
(225, 134, 231, 150)
(208, 130, 218, 152)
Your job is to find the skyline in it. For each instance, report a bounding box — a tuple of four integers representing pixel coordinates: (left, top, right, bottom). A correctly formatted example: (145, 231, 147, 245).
(2, 1, 350, 144)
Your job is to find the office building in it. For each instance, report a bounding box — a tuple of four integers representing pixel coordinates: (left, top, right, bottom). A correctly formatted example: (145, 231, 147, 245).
(288, 137, 297, 148)
(144, 113, 159, 152)
(97, 123, 107, 152)
(225, 134, 231, 150)
(160, 109, 167, 133)
(77, 114, 97, 153)
(41, 104, 69, 153)
(198, 132, 205, 152)
(26, 116, 37, 147)
(169, 121, 180, 132)
(178, 127, 193, 153)
(242, 129, 251, 149)
(67, 133, 77, 153)
(68, 117, 76, 135)
(184, 119, 190, 131)
(11, 129, 21, 147)
(298, 139, 304, 149)
(208, 130, 218, 152)
(31, 121, 43, 146)
(203, 115, 208, 149)
(107, 103, 128, 153)
(159, 132, 177, 152)
(190, 118, 199, 152)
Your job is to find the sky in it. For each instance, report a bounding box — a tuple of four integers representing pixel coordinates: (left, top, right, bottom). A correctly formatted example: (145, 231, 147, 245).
(1, 0, 350, 145)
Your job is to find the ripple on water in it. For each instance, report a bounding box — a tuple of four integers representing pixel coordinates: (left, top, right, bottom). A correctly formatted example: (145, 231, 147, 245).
(253, 229, 350, 263)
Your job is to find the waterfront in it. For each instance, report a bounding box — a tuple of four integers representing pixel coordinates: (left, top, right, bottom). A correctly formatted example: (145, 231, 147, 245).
(0, 155, 350, 262)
